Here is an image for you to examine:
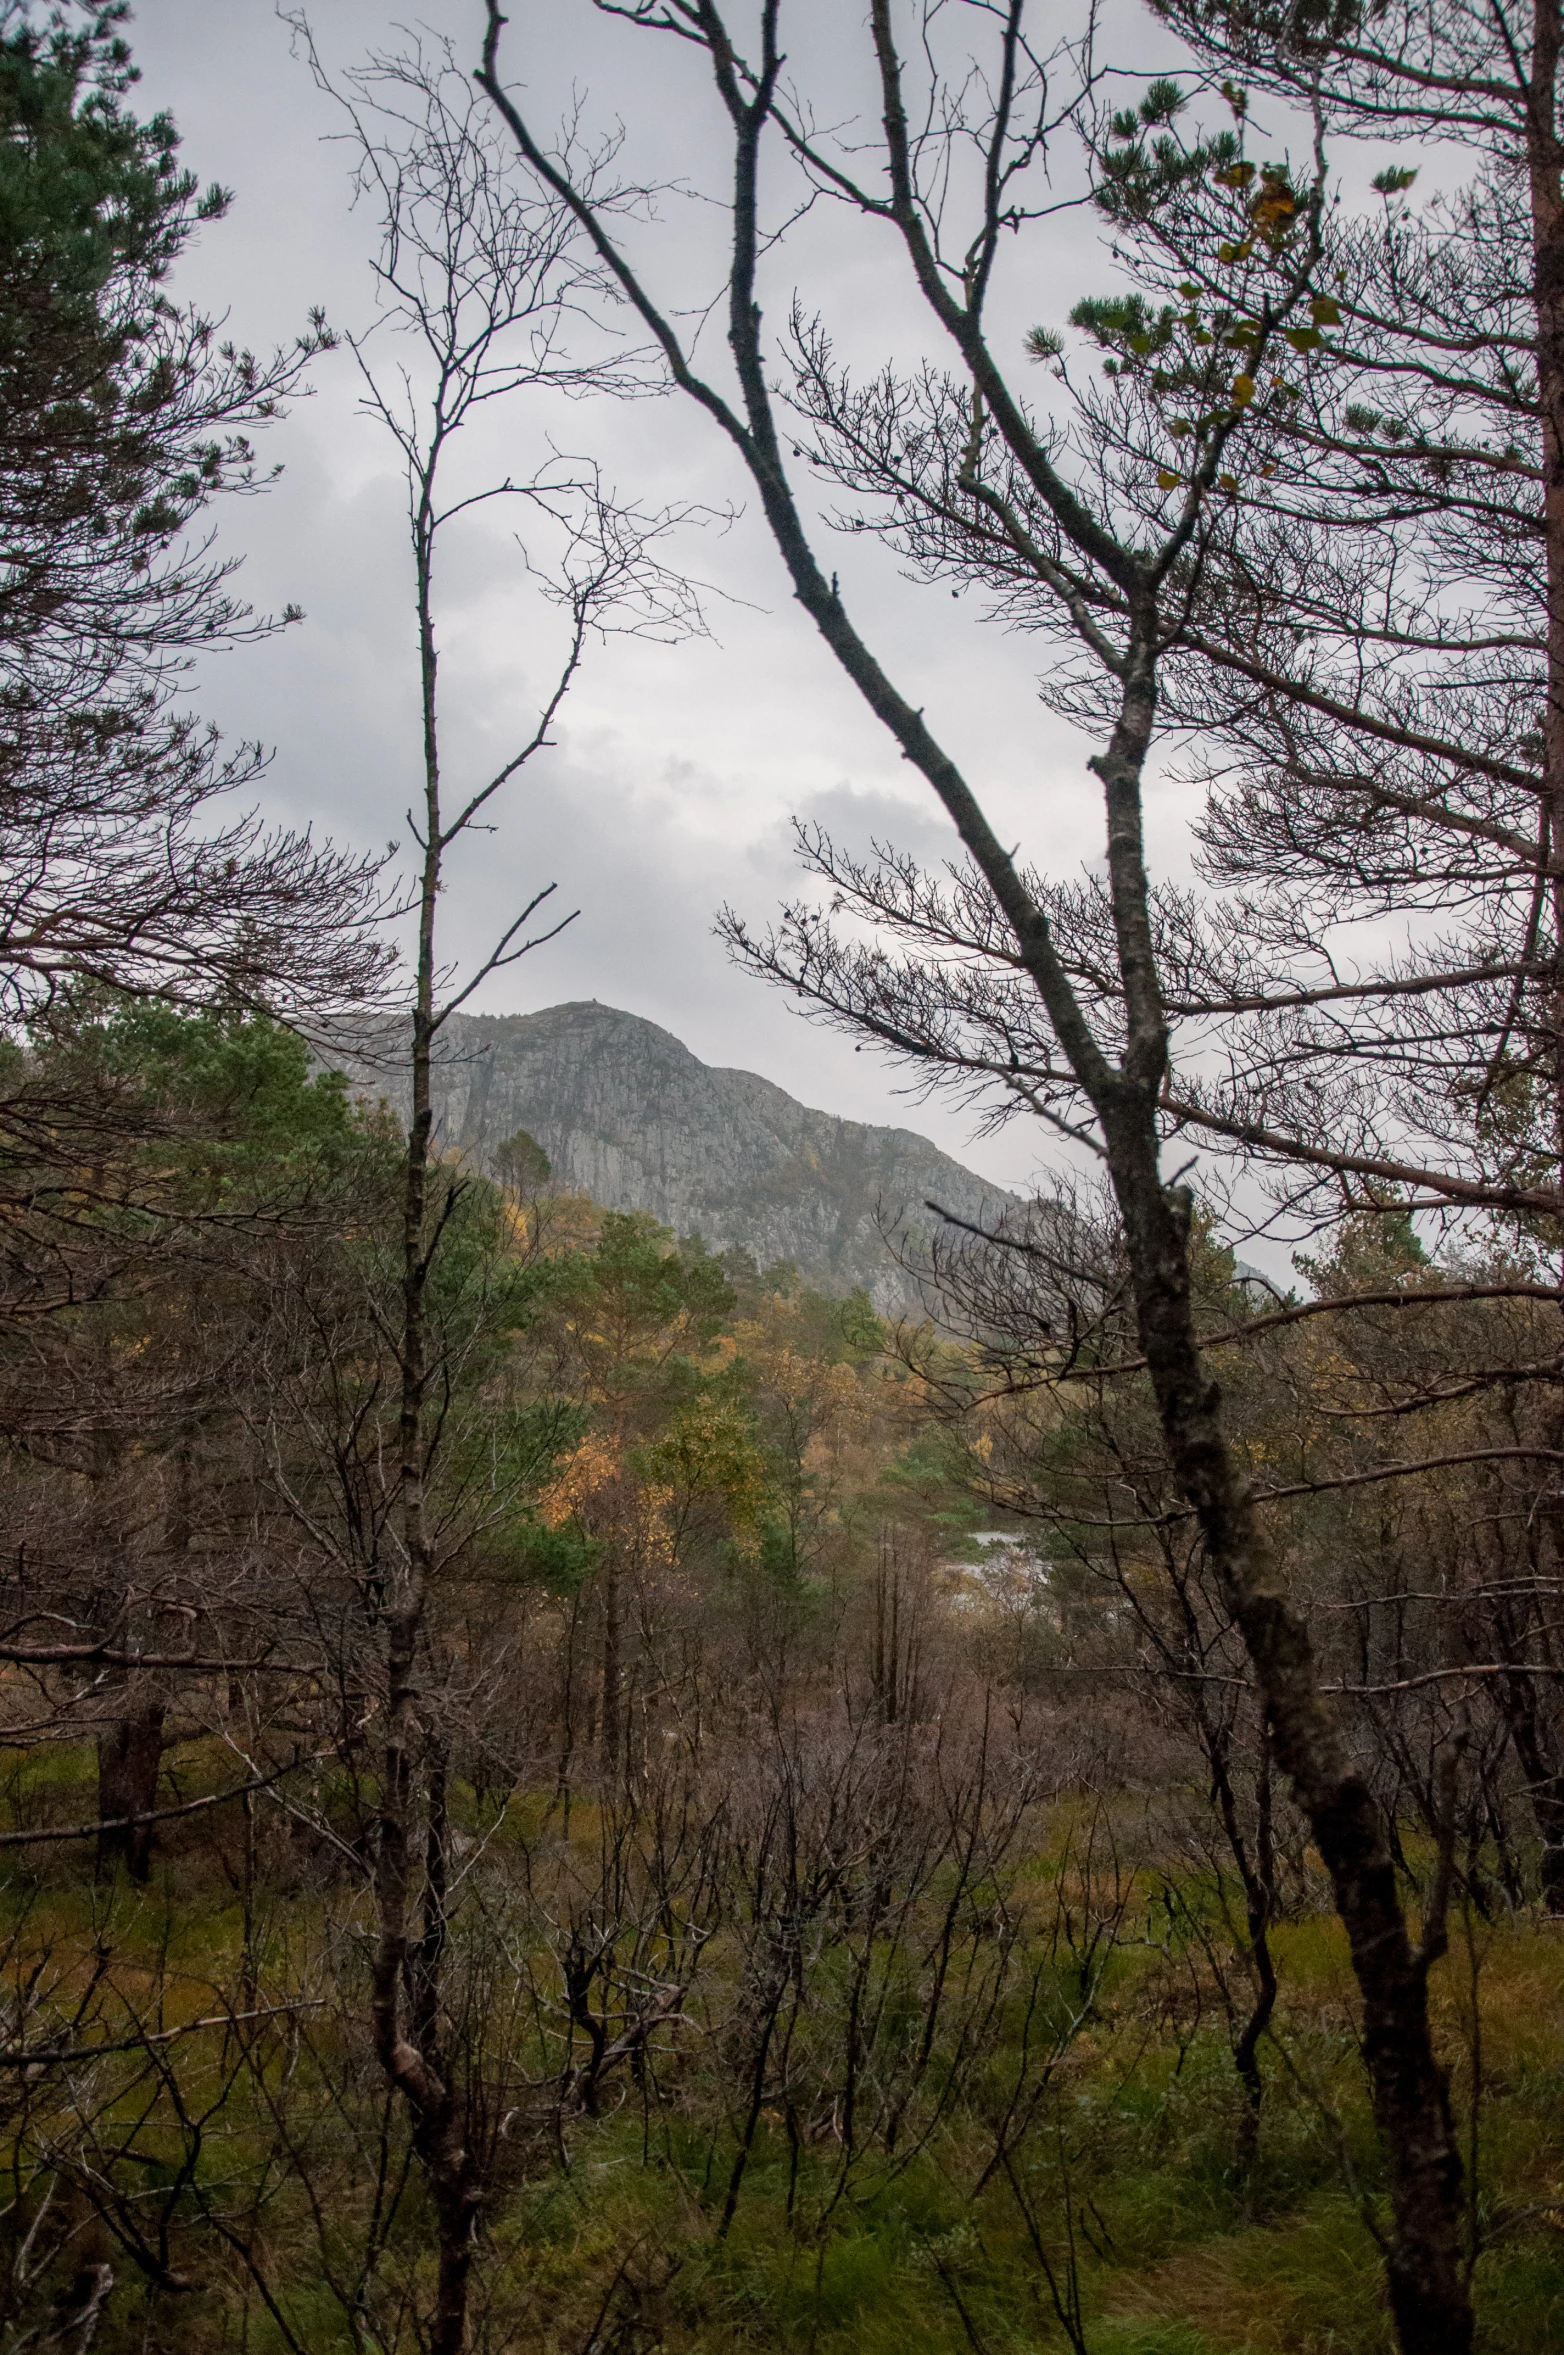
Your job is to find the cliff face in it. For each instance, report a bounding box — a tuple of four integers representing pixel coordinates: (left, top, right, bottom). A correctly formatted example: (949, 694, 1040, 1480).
(342, 1002, 1016, 1316)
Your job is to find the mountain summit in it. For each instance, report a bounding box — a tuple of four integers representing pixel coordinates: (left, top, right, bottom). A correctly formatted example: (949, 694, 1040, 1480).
(346, 1002, 1017, 1315)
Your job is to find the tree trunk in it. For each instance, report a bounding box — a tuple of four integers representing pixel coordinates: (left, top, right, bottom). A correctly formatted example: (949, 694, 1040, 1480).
(1527, 0, 1564, 1922)
(601, 1551, 621, 1778)
(1114, 1150, 1470, 2355)
(95, 1696, 165, 1882)
(1208, 1721, 1278, 2173)
(1501, 1678, 1564, 1909)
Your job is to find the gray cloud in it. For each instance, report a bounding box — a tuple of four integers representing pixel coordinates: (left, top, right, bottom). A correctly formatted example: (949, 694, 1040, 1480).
(122, 0, 1188, 1200)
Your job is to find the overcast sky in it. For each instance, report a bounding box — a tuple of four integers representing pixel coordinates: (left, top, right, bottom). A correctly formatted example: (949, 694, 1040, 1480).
(129, 0, 1202, 1199)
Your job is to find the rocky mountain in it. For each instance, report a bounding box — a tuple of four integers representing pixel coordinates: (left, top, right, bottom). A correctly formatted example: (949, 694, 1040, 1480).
(338, 1002, 1017, 1316)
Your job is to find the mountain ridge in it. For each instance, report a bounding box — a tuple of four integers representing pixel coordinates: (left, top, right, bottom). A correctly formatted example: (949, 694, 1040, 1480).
(336, 1001, 1018, 1315)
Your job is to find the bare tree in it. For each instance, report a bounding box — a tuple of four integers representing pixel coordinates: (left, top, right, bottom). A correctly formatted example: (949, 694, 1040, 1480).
(478, 8, 1473, 2347)
(287, 24, 705, 2348)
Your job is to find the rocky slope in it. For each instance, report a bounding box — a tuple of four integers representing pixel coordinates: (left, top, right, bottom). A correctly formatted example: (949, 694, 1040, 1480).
(339, 1002, 1016, 1315)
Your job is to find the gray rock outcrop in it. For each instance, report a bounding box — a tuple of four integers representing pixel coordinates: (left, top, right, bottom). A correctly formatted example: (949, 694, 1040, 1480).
(335, 1001, 1016, 1316)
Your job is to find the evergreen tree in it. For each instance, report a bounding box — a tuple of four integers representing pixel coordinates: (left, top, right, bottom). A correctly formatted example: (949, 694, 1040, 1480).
(0, 1, 384, 1018)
